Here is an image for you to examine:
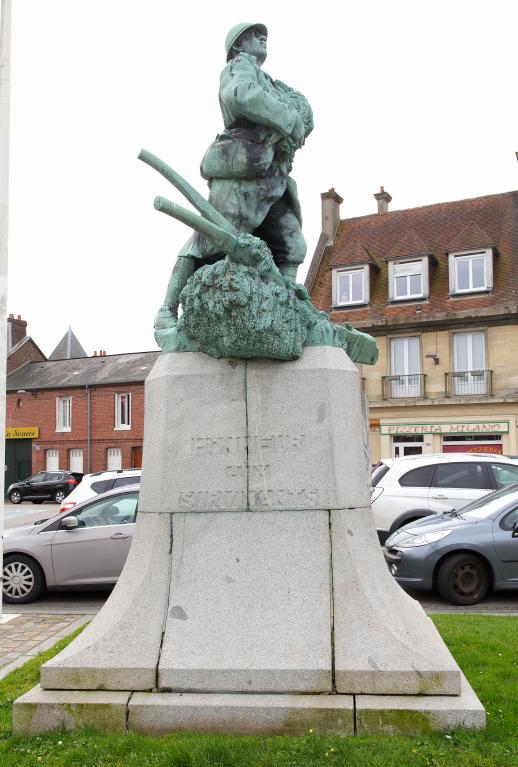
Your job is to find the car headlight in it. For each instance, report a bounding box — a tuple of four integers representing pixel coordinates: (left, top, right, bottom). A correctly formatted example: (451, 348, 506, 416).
(396, 529, 453, 548)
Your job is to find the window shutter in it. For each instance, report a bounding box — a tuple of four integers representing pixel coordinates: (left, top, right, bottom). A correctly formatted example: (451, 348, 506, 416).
(485, 249, 494, 290)
(388, 261, 394, 301)
(363, 264, 370, 304)
(332, 269, 338, 306)
(422, 256, 429, 298)
(448, 253, 456, 294)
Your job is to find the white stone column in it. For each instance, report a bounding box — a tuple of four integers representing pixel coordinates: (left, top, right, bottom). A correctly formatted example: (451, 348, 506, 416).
(0, 0, 12, 619)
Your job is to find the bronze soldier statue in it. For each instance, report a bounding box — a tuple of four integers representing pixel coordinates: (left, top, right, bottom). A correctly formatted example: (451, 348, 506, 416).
(154, 22, 313, 334)
(140, 24, 378, 364)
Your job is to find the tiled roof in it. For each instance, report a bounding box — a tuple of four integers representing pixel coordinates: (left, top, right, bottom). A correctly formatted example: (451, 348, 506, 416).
(308, 190, 518, 330)
(6, 351, 160, 391)
(329, 239, 379, 269)
(387, 229, 431, 260)
(446, 222, 493, 253)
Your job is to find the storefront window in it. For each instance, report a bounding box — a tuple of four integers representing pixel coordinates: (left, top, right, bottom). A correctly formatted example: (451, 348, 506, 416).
(442, 434, 503, 455)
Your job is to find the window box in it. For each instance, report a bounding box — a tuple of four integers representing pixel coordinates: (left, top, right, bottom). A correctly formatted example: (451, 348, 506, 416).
(448, 248, 493, 295)
(332, 265, 370, 307)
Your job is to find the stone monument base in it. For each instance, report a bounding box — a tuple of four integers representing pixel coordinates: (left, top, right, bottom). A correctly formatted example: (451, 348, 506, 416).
(13, 348, 485, 736)
(14, 676, 484, 737)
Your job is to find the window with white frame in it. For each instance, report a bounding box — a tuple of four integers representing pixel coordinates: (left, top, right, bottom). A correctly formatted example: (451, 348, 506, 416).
(389, 336, 422, 397)
(452, 331, 487, 395)
(107, 447, 122, 471)
(46, 449, 59, 471)
(56, 397, 71, 432)
(449, 249, 493, 295)
(333, 265, 369, 307)
(388, 257, 428, 301)
(115, 393, 131, 430)
(69, 449, 84, 473)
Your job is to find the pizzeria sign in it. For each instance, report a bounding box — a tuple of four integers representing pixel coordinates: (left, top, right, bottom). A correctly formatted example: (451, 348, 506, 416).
(380, 421, 509, 436)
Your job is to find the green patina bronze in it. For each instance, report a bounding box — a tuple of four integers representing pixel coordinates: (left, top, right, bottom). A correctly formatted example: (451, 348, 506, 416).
(140, 23, 378, 365)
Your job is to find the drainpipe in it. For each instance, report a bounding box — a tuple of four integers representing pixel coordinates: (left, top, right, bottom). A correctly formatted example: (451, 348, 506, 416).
(86, 385, 91, 472)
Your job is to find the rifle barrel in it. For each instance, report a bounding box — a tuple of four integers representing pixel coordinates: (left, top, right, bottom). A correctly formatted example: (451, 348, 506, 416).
(139, 149, 237, 235)
(154, 196, 239, 256)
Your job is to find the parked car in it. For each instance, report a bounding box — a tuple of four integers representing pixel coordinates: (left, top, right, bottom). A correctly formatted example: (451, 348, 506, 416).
(371, 453, 518, 543)
(2, 485, 139, 604)
(58, 469, 141, 513)
(6, 471, 83, 505)
(384, 483, 518, 605)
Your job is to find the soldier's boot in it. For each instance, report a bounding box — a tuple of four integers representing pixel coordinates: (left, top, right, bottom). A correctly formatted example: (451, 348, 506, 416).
(278, 263, 299, 284)
(154, 255, 195, 330)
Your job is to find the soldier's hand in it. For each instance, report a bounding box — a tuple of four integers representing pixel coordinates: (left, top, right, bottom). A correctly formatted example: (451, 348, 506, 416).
(291, 116, 305, 148)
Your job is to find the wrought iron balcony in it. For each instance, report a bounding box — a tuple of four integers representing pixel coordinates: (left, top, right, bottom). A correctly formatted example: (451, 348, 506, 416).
(382, 374, 426, 400)
(445, 370, 493, 397)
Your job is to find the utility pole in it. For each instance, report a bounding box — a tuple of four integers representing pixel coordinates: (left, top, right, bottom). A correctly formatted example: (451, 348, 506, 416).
(0, 0, 12, 620)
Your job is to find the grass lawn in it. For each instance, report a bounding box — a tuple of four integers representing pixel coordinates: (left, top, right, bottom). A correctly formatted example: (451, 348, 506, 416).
(0, 614, 516, 766)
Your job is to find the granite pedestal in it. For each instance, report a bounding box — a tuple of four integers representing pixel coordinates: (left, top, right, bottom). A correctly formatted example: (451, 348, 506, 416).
(13, 347, 485, 735)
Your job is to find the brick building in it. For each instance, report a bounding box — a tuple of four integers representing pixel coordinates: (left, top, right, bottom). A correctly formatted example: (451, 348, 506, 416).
(6, 314, 46, 374)
(306, 188, 518, 462)
(5, 349, 159, 488)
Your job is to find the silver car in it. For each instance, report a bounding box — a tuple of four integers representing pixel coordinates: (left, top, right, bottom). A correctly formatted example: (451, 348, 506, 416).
(2, 485, 139, 604)
(384, 483, 518, 605)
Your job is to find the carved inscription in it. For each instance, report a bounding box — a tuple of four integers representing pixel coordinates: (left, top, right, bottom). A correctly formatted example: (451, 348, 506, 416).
(179, 490, 247, 510)
(191, 434, 306, 457)
(226, 464, 270, 479)
(250, 488, 322, 510)
(179, 432, 321, 510)
(178, 488, 324, 511)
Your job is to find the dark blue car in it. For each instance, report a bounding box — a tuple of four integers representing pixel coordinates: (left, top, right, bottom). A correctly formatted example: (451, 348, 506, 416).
(384, 484, 518, 605)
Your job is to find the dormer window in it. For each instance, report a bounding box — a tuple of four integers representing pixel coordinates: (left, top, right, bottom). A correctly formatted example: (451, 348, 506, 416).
(449, 249, 493, 295)
(388, 257, 429, 302)
(332, 265, 370, 307)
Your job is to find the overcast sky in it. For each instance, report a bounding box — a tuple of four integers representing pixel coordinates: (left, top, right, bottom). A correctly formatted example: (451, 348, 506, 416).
(6, 0, 518, 357)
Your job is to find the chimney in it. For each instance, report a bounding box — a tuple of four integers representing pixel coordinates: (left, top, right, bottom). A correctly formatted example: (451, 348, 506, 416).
(321, 188, 344, 244)
(7, 314, 27, 351)
(374, 186, 392, 214)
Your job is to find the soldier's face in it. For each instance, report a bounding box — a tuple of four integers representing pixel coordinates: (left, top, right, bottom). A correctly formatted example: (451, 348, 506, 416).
(236, 28, 267, 65)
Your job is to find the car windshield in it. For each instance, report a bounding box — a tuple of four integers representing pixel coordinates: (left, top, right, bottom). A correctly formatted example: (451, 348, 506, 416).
(371, 462, 390, 487)
(456, 483, 518, 519)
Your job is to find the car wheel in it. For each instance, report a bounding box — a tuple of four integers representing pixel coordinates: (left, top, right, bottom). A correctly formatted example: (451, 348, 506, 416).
(54, 489, 67, 504)
(8, 490, 22, 504)
(2, 555, 45, 604)
(437, 553, 489, 606)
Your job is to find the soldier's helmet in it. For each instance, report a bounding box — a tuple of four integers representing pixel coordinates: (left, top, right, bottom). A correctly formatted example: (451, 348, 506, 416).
(225, 23, 268, 61)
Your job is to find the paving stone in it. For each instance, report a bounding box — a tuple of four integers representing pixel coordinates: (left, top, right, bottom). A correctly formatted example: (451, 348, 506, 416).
(246, 347, 371, 511)
(139, 353, 248, 514)
(158, 510, 332, 692)
(332, 507, 461, 695)
(129, 692, 354, 736)
(41, 513, 171, 691)
(355, 673, 486, 734)
(13, 685, 130, 735)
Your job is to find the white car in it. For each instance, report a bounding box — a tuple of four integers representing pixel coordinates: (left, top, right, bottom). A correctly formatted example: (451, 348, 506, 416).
(59, 469, 141, 513)
(371, 453, 518, 543)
